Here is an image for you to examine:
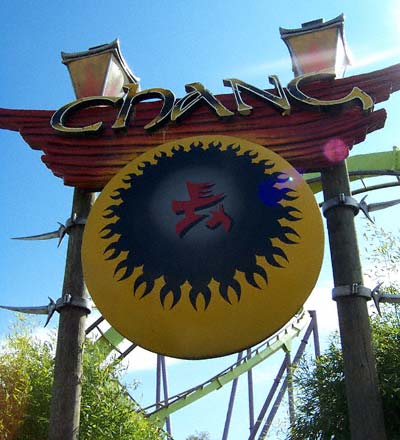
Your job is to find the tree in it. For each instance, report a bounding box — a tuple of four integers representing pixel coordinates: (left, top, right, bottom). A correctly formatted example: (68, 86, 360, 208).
(363, 224, 400, 296)
(186, 431, 211, 440)
(290, 226, 400, 440)
(291, 311, 400, 439)
(0, 317, 167, 440)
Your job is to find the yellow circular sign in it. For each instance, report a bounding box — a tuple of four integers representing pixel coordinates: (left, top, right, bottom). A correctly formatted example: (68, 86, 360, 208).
(82, 136, 324, 359)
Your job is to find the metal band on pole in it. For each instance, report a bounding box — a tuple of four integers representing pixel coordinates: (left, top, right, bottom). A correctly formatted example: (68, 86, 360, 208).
(321, 161, 386, 440)
(48, 189, 95, 440)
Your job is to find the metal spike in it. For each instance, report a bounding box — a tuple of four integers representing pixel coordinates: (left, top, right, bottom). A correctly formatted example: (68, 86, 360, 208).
(0, 297, 57, 327)
(0, 304, 49, 315)
(371, 282, 384, 316)
(11, 215, 86, 247)
(368, 198, 400, 212)
(359, 195, 400, 223)
(371, 282, 400, 316)
(358, 195, 375, 223)
(12, 224, 65, 243)
(0, 296, 95, 327)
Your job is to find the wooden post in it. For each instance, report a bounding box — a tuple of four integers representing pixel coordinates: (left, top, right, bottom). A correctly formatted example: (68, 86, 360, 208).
(48, 188, 95, 440)
(321, 161, 386, 440)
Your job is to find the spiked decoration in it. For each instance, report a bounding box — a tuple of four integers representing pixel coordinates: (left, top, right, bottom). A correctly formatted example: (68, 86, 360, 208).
(359, 195, 400, 223)
(0, 298, 56, 326)
(0, 295, 92, 327)
(12, 214, 86, 247)
(371, 283, 400, 316)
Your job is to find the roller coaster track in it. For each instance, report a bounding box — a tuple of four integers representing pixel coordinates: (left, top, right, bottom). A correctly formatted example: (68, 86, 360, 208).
(305, 147, 400, 194)
(146, 312, 315, 430)
(87, 310, 316, 433)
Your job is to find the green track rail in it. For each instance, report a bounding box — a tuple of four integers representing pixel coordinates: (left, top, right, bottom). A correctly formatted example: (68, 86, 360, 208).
(89, 320, 126, 357)
(306, 147, 400, 193)
(145, 312, 309, 426)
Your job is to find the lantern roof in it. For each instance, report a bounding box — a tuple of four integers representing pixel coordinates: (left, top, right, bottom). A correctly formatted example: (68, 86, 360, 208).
(280, 13, 345, 38)
(61, 39, 139, 98)
(280, 14, 351, 78)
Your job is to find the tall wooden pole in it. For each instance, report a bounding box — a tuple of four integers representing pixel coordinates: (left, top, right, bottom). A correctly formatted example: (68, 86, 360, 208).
(321, 161, 386, 439)
(48, 188, 95, 440)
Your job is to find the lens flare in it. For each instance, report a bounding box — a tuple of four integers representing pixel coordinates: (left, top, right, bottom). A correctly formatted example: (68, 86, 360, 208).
(323, 138, 349, 163)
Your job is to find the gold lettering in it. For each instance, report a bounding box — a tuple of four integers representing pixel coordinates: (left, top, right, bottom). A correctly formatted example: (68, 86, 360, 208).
(51, 96, 120, 135)
(171, 82, 234, 122)
(111, 83, 140, 131)
(112, 85, 175, 131)
(223, 76, 291, 115)
(51, 73, 375, 138)
(287, 71, 374, 112)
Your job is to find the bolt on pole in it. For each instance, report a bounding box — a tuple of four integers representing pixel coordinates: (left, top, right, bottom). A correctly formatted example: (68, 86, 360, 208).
(48, 188, 95, 440)
(321, 161, 386, 440)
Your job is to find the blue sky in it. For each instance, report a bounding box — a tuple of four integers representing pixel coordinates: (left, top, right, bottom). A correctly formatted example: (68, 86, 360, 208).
(1, 1, 400, 439)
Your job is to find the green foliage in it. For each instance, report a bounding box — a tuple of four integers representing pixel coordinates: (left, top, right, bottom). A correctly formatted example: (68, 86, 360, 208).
(363, 224, 400, 295)
(290, 335, 348, 440)
(0, 317, 53, 440)
(186, 431, 211, 440)
(290, 226, 400, 440)
(290, 311, 400, 439)
(372, 311, 400, 437)
(0, 317, 167, 440)
(79, 340, 166, 440)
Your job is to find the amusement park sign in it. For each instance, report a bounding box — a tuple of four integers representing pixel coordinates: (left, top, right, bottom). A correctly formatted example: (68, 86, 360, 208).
(1, 54, 400, 358)
(51, 72, 373, 135)
(1, 64, 399, 190)
(82, 135, 324, 359)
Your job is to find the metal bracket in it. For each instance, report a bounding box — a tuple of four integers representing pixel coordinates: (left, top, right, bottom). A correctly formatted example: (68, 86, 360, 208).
(46, 294, 92, 326)
(332, 283, 371, 300)
(56, 214, 87, 246)
(55, 294, 92, 313)
(322, 193, 360, 217)
(323, 193, 400, 222)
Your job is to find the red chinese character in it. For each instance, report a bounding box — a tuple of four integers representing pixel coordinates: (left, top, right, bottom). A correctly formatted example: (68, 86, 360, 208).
(172, 181, 232, 237)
